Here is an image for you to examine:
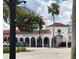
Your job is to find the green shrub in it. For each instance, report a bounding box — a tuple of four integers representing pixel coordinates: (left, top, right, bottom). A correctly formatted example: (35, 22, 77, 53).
(3, 47, 9, 53)
(17, 46, 26, 52)
(3, 46, 26, 53)
(20, 46, 26, 52)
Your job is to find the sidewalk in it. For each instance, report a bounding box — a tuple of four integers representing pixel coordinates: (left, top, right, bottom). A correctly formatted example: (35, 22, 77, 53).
(3, 47, 71, 59)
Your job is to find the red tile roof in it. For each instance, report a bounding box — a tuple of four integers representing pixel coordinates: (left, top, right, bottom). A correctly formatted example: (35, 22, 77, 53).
(47, 23, 68, 27)
(3, 29, 51, 34)
(3, 29, 20, 34)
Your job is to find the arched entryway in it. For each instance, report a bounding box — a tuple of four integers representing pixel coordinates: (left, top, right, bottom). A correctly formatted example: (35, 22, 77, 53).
(44, 37, 49, 47)
(52, 35, 64, 47)
(19, 37, 24, 46)
(52, 37, 56, 47)
(37, 36, 42, 47)
(25, 37, 29, 47)
(3, 37, 7, 42)
(19, 37, 24, 42)
(16, 37, 18, 43)
(31, 37, 36, 47)
(16, 38, 19, 47)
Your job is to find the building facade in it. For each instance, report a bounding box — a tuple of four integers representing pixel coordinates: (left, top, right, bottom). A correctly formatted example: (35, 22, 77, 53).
(3, 23, 72, 47)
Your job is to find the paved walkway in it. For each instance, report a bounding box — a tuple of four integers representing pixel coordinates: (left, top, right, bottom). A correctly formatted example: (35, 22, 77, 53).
(3, 47, 71, 59)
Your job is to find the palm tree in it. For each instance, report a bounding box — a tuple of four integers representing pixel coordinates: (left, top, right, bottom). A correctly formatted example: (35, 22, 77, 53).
(71, 0, 76, 59)
(38, 16, 45, 36)
(48, 3, 59, 47)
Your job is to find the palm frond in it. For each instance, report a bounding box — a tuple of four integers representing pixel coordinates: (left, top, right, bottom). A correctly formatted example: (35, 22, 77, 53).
(48, 6, 53, 13)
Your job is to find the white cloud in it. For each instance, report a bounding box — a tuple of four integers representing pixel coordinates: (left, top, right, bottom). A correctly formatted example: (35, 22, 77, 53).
(3, 20, 10, 30)
(4, 0, 72, 28)
(4, 0, 73, 29)
(3, 0, 73, 29)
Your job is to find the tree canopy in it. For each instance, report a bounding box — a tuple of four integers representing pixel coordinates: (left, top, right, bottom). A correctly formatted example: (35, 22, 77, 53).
(3, 0, 45, 32)
(48, 3, 59, 15)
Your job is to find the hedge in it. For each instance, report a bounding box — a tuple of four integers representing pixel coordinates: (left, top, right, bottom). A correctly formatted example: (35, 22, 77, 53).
(3, 46, 26, 53)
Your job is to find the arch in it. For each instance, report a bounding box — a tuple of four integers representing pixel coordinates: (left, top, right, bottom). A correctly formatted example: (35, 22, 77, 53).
(31, 37, 36, 47)
(52, 37, 56, 47)
(3, 37, 7, 42)
(25, 37, 29, 47)
(19, 37, 24, 42)
(52, 35, 64, 47)
(37, 36, 42, 47)
(44, 37, 49, 47)
(16, 37, 18, 43)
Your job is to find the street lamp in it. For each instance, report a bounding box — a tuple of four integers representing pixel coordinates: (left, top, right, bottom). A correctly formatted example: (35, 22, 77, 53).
(17, 1, 26, 4)
(9, 0, 26, 59)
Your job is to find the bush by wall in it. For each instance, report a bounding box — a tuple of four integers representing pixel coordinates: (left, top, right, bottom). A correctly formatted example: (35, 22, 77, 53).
(3, 46, 26, 53)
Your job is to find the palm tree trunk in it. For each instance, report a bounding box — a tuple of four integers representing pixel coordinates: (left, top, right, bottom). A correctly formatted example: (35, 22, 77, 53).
(39, 29, 41, 37)
(39, 24, 41, 37)
(53, 14, 55, 47)
(71, 0, 76, 59)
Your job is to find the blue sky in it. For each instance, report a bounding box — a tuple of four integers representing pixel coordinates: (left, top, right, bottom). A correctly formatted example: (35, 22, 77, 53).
(21, 0, 72, 26)
(3, 0, 72, 29)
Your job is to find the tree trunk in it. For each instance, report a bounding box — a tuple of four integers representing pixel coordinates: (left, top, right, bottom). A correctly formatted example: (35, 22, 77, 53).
(71, 0, 76, 59)
(53, 14, 55, 47)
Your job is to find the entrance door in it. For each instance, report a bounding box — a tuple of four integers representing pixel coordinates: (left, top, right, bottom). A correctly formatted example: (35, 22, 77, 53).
(25, 37, 29, 47)
(37, 36, 42, 47)
(31, 37, 36, 47)
(44, 37, 49, 47)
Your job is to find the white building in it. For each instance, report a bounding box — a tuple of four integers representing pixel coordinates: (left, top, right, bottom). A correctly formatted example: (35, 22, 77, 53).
(3, 23, 71, 47)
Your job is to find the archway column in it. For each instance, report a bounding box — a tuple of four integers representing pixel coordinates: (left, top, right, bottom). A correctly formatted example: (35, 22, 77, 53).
(36, 38, 37, 47)
(49, 39, 52, 47)
(29, 38, 31, 47)
(66, 37, 68, 48)
(42, 39, 44, 47)
(18, 38, 20, 42)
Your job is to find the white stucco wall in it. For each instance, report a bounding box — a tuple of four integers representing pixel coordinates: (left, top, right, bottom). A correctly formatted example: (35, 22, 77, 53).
(47, 26, 69, 42)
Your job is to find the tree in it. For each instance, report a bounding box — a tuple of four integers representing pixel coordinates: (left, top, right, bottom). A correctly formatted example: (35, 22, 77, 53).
(3, 0, 9, 23)
(3, 0, 44, 32)
(71, 0, 76, 59)
(36, 15, 45, 36)
(48, 3, 59, 47)
(16, 7, 44, 32)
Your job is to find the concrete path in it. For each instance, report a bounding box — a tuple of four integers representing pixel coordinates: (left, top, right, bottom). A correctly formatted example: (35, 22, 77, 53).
(3, 47, 71, 59)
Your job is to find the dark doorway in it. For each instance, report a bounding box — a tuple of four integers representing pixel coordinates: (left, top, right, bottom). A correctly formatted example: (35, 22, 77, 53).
(3, 37, 7, 42)
(44, 37, 49, 47)
(52, 37, 56, 47)
(37, 36, 42, 47)
(68, 42, 71, 47)
(58, 42, 66, 47)
(16, 38, 19, 47)
(20, 37, 24, 42)
(25, 37, 29, 47)
(31, 37, 36, 47)
(19, 38, 24, 46)
(16, 37, 18, 43)
(52, 35, 63, 47)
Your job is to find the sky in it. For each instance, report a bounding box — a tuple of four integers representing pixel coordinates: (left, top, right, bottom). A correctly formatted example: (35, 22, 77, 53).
(3, 0, 73, 29)
(20, 0, 73, 26)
